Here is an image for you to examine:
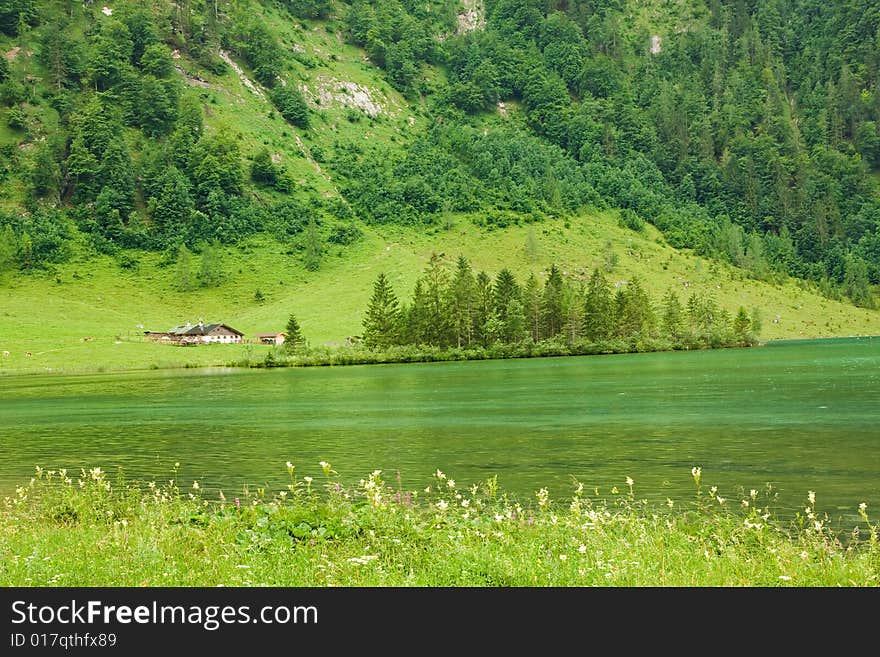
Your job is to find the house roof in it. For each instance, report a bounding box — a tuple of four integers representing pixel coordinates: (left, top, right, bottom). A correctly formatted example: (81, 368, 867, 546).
(255, 332, 286, 338)
(167, 322, 244, 336)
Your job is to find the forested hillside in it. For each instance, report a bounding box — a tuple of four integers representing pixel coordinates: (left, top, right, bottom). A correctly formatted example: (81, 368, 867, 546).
(1, 0, 878, 309)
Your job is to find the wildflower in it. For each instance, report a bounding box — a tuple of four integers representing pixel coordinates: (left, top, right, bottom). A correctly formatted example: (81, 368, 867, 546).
(691, 466, 701, 481)
(559, 554, 567, 562)
(536, 488, 550, 508)
(436, 500, 448, 511)
(461, 499, 470, 508)
(319, 461, 332, 476)
(742, 500, 749, 508)
(578, 544, 587, 554)
(447, 479, 455, 489)
(778, 575, 791, 581)
(625, 476, 634, 487)
(90, 467, 103, 480)
(494, 513, 504, 523)
(858, 502, 867, 513)
(424, 486, 431, 493)
(750, 489, 758, 499)
(808, 491, 816, 505)
(716, 496, 725, 505)
(666, 498, 674, 508)
(303, 476, 313, 483)
(709, 486, 717, 496)
(192, 481, 199, 490)
(611, 486, 619, 495)
(435, 469, 446, 480)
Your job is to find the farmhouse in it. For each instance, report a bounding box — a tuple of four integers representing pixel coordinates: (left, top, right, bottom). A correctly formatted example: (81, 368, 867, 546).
(145, 322, 244, 345)
(255, 332, 286, 346)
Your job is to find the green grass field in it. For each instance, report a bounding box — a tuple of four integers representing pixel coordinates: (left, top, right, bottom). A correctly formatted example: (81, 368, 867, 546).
(1, 464, 877, 586)
(1, 212, 878, 375)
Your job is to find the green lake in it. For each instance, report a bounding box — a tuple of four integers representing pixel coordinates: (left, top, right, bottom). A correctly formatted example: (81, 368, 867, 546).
(1, 337, 878, 524)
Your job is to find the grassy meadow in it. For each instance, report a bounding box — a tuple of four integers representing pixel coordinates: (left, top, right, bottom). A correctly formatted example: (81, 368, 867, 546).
(1, 213, 879, 375)
(1, 463, 877, 586)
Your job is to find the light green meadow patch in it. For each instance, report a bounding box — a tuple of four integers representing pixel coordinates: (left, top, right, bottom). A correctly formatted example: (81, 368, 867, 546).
(0, 465, 877, 586)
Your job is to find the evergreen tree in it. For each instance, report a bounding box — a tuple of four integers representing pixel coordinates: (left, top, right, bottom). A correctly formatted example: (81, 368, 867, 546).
(661, 289, 685, 341)
(284, 314, 306, 352)
(541, 264, 564, 338)
(419, 253, 452, 346)
(362, 272, 401, 349)
(843, 255, 875, 308)
(561, 283, 584, 344)
(733, 306, 752, 344)
(450, 255, 476, 348)
(493, 268, 521, 343)
(583, 269, 614, 342)
(473, 271, 493, 347)
(617, 277, 655, 338)
(148, 166, 194, 234)
(522, 273, 543, 342)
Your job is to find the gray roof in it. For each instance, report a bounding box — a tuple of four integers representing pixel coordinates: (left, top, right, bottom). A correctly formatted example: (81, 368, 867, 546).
(167, 322, 243, 336)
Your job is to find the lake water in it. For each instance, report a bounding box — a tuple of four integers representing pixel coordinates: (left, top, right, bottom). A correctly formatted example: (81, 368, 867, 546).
(1, 338, 878, 524)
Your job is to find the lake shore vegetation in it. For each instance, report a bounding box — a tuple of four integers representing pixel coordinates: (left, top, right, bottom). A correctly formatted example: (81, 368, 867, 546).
(1, 464, 876, 587)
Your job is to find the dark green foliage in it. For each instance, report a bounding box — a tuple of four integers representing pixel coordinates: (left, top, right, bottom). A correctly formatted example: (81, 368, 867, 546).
(140, 44, 174, 78)
(147, 167, 194, 234)
(301, 218, 322, 271)
(270, 86, 310, 129)
(235, 17, 284, 87)
(283, 0, 333, 20)
(362, 272, 401, 349)
(327, 223, 362, 245)
(359, 253, 755, 352)
(0, 0, 37, 36)
(250, 148, 278, 186)
(284, 314, 306, 352)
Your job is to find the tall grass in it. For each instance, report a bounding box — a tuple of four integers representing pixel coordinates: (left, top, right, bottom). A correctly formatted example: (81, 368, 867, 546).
(1, 464, 877, 587)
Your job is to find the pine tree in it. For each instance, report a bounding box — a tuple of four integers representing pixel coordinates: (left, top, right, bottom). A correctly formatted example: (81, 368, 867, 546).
(362, 272, 401, 349)
(284, 314, 306, 352)
(493, 268, 521, 343)
(583, 268, 614, 341)
(733, 306, 751, 343)
(472, 271, 493, 347)
(561, 283, 584, 345)
(541, 264, 564, 338)
(450, 255, 476, 348)
(661, 289, 685, 341)
(420, 253, 453, 346)
(522, 273, 543, 342)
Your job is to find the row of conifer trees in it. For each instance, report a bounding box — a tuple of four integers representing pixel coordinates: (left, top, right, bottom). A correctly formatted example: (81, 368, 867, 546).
(358, 254, 759, 352)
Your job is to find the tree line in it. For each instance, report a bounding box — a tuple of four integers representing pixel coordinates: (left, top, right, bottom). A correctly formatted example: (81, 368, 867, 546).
(359, 254, 760, 352)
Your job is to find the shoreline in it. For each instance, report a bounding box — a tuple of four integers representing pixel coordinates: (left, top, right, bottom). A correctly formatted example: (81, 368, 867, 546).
(1, 334, 877, 379)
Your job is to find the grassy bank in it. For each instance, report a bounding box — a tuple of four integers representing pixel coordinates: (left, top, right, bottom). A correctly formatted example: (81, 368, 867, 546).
(231, 335, 757, 369)
(2, 216, 879, 376)
(1, 464, 876, 587)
